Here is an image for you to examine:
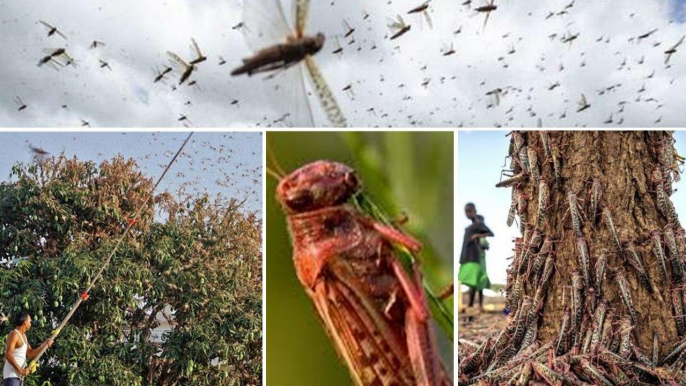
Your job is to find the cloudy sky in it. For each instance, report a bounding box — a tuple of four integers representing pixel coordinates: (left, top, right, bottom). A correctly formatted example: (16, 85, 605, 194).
(0, 131, 263, 214)
(458, 130, 686, 285)
(0, 0, 685, 127)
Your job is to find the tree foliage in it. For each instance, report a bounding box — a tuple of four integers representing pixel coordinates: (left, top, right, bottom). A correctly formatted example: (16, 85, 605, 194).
(0, 155, 262, 386)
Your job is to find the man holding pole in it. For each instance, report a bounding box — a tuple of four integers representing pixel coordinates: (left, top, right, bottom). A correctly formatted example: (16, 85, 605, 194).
(3, 312, 53, 386)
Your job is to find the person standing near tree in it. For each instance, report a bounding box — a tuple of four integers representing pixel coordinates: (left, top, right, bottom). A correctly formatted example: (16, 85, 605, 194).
(458, 203, 494, 313)
(3, 312, 53, 386)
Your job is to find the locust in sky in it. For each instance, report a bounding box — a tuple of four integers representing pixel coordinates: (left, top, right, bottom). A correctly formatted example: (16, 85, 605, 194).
(388, 15, 412, 40)
(407, 1, 433, 29)
(37, 48, 74, 69)
(89, 40, 106, 49)
(442, 43, 455, 56)
(273, 160, 452, 386)
(14, 96, 27, 111)
(153, 65, 172, 83)
(562, 32, 580, 47)
(664, 36, 684, 64)
(475, 0, 497, 31)
(342, 19, 355, 38)
(39, 20, 67, 39)
(231, 0, 346, 127)
(28, 144, 49, 162)
(331, 36, 343, 56)
(576, 93, 591, 112)
(167, 38, 205, 85)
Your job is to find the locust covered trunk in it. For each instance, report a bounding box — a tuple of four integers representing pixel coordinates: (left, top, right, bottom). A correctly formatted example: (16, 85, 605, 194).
(459, 131, 686, 385)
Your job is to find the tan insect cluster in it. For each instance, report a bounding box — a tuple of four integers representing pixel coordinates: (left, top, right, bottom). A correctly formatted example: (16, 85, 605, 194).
(460, 131, 686, 385)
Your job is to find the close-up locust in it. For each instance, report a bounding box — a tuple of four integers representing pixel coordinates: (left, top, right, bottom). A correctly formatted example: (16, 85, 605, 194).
(266, 131, 454, 386)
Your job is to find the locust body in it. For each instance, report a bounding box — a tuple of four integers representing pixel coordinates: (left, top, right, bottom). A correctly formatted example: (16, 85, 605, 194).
(277, 161, 450, 386)
(590, 178, 601, 223)
(507, 189, 517, 227)
(567, 190, 583, 238)
(536, 180, 549, 227)
(651, 230, 670, 285)
(232, 34, 325, 76)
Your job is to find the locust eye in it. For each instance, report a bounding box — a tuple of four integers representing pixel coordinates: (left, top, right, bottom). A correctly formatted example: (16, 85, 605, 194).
(344, 172, 358, 189)
(285, 190, 314, 211)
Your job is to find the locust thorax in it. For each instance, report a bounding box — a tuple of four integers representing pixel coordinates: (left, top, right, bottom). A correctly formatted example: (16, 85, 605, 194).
(276, 160, 360, 213)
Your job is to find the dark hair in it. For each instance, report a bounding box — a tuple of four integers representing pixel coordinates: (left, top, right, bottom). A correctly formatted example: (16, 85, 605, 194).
(14, 312, 30, 327)
(465, 202, 476, 210)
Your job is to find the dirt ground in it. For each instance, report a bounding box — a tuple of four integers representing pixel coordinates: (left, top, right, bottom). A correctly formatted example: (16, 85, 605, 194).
(458, 309, 508, 342)
(458, 289, 509, 363)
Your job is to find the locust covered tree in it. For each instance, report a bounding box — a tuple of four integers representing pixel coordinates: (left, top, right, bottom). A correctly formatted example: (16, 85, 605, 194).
(0, 155, 262, 386)
(459, 131, 686, 385)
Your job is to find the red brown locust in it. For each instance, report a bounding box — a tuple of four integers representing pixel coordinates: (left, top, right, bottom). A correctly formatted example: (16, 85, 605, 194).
(275, 160, 452, 386)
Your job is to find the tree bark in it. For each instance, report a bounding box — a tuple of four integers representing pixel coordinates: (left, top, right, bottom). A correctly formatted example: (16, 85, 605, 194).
(459, 131, 686, 385)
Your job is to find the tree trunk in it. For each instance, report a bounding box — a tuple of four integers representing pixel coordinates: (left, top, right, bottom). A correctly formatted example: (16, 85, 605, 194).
(459, 131, 686, 385)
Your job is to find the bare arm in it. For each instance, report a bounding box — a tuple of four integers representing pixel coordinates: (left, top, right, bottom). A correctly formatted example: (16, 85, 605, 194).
(4, 331, 27, 375)
(27, 338, 53, 359)
(471, 222, 494, 240)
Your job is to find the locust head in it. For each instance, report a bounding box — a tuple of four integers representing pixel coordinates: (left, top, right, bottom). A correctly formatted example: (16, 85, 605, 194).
(304, 33, 325, 54)
(277, 160, 360, 213)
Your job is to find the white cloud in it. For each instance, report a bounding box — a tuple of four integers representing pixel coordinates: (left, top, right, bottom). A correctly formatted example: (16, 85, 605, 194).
(0, 0, 685, 127)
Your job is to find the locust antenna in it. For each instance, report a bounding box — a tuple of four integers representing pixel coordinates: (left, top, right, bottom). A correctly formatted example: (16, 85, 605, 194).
(266, 142, 286, 181)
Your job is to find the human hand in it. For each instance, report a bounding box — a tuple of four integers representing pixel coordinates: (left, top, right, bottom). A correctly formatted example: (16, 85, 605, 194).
(470, 234, 479, 241)
(21, 367, 31, 376)
(46, 338, 54, 347)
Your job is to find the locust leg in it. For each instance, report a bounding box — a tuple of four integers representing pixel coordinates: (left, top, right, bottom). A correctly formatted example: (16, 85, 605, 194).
(372, 221, 423, 252)
(437, 284, 454, 300)
(391, 259, 429, 321)
(403, 261, 449, 386)
(406, 305, 444, 386)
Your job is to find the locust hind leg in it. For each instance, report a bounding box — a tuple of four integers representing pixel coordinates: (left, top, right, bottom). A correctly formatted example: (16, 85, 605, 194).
(405, 302, 445, 386)
(393, 255, 450, 386)
(390, 259, 429, 321)
(372, 221, 422, 253)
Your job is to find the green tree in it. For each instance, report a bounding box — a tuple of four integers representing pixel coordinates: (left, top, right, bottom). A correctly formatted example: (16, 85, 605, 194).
(0, 155, 261, 386)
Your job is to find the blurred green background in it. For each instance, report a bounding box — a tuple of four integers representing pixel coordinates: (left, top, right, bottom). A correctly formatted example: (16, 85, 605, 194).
(266, 131, 454, 385)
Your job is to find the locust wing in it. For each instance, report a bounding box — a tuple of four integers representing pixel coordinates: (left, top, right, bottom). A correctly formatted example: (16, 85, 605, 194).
(167, 51, 191, 70)
(293, 0, 311, 37)
(263, 63, 315, 127)
(190, 38, 203, 58)
(310, 260, 416, 386)
(388, 15, 406, 32)
(423, 10, 433, 29)
(304, 56, 347, 127)
(39, 20, 53, 30)
(242, 0, 294, 51)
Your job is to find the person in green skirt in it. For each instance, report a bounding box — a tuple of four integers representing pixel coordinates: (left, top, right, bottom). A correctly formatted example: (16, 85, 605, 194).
(458, 203, 493, 312)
